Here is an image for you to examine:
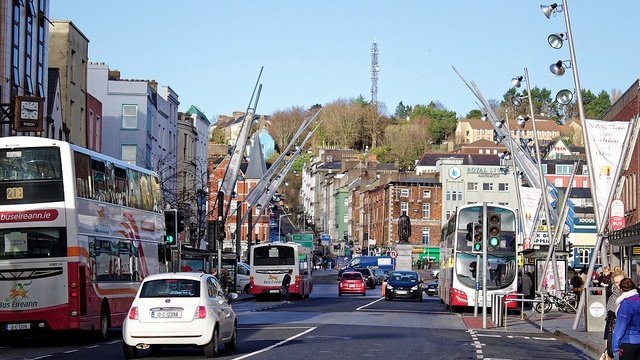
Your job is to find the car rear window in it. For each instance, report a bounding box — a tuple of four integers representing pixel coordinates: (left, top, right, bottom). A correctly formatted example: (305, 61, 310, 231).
(342, 273, 362, 280)
(140, 279, 201, 298)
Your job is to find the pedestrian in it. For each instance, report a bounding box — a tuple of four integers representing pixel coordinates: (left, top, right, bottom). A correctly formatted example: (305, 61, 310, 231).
(281, 269, 292, 303)
(610, 278, 640, 360)
(604, 270, 625, 359)
(219, 269, 229, 294)
(600, 266, 613, 297)
(521, 271, 533, 300)
(580, 269, 588, 288)
(570, 271, 584, 303)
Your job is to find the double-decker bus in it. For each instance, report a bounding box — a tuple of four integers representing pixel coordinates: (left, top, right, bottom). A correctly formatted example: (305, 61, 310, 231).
(439, 203, 518, 311)
(0, 136, 165, 338)
(248, 242, 313, 299)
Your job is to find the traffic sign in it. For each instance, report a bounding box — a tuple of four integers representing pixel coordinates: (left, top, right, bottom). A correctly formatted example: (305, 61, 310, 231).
(389, 250, 398, 259)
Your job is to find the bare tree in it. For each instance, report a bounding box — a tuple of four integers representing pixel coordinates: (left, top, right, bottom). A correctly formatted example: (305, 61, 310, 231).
(269, 106, 306, 152)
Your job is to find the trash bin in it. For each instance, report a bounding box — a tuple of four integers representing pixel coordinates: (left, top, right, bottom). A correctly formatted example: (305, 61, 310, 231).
(585, 287, 606, 332)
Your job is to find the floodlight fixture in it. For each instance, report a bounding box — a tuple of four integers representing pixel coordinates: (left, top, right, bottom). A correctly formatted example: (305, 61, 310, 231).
(550, 60, 571, 76)
(511, 95, 524, 107)
(511, 76, 524, 88)
(540, 3, 561, 19)
(555, 89, 574, 105)
(516, 115, 530, 128)
(547, 33, 565, 49)
(481, 113, 488, 121)
(495, 119, 505, 128)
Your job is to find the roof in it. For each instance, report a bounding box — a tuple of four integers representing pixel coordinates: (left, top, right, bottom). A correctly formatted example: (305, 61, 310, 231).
(185, 105, 209, 122)
(244, 136, 267, 179)
(416, 153, 501, 166)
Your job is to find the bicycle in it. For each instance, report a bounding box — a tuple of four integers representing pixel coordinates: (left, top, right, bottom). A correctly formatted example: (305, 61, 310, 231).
(533, 292, 577, 314)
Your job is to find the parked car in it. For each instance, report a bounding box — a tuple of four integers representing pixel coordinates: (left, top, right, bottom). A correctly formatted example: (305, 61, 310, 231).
(431, 269, 440, 279)
(353, 267, 376, 289)
(373, 268, 390, 285)
(122, 272, 239, 359)
(385, 270, 423, 302)
(236, 262, 250, 293)
(338, 271, 367, 296)
(425, 280, 438, 297)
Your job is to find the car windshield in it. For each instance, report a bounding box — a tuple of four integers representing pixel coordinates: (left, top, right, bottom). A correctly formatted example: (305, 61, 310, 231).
(342, 273, 362, 280)
(390, 272, 418, 282)
(140, 279, 201, 298)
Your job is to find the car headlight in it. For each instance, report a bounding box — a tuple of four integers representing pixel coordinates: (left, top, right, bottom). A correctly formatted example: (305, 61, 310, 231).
(411, 285, 419, 291)
(386, 284, 394, 290)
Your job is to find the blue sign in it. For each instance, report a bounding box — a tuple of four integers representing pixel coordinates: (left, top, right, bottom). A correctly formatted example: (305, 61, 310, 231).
(321, 234, 330, 244)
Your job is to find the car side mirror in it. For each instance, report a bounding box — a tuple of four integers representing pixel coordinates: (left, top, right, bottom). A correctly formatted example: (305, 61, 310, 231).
(227, 292, 239, 303)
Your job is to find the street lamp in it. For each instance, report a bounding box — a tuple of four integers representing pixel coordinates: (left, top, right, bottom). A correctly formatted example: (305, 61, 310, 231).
(278, 213, 290, 242)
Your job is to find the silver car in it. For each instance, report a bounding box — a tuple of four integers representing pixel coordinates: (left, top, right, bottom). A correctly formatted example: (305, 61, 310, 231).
(122, 272, 238, 358)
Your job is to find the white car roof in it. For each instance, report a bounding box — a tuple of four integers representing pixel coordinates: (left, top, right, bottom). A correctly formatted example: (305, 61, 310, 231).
(142, 272, 208, 282)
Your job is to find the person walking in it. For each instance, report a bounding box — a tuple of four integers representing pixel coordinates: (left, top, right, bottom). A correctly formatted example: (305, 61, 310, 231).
(570, 271, 585, 303)
(610, 278, 640, 359)
(521, 271, 533, 300)
(281, 269, 292, 303)
(219, 269, 229, 294)
(604, 270, 625, 359)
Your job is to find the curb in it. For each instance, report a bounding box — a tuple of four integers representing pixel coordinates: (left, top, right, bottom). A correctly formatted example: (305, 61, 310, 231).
(552, 329, 600, 360)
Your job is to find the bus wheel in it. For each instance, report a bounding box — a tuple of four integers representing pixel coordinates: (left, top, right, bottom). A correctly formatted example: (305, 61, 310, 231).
(244, 284, 250, 294)
(98, 303, 111, 340)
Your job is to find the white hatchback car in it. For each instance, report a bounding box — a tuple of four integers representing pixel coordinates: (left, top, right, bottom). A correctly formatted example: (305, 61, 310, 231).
(122, 272, 238, 358)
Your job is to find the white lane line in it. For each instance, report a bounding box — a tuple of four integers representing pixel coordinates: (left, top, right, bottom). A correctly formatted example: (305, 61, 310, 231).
(31, 356, 52, 360)
(239, 326, 314, 330)
(356, 297, 385, 311)
(231, 326, 317, 360)
(476, 334, 501, 338)
(63, 350, 78, 354)
(86, 345, 100, 349)
(107, 340, 121, 344)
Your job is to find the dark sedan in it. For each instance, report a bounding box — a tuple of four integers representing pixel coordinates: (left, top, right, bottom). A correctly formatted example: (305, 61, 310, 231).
(425, 280, 438, 297)
(385, 270, 423, 301)
(353, 268, 376, 289)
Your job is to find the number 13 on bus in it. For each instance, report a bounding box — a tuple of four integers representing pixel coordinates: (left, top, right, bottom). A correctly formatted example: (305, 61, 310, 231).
(439, 203, 519, 311)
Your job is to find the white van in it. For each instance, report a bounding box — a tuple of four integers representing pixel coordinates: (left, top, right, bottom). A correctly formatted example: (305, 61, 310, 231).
(236, 262, 250, 293)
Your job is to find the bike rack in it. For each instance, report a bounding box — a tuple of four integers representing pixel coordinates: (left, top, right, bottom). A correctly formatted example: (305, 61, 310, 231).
(504, 292, 546, 332)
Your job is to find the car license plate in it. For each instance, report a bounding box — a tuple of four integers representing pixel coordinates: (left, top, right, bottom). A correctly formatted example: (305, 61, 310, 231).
(348, 284, 355, 288)
(7, 323, 30, 331)
(270, 289, 280, 294)
(151, 311, 181, 318)
(396, 290, 407, 295)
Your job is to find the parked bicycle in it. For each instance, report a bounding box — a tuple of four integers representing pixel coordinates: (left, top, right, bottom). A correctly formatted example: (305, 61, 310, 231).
(533, 291, 577, 314)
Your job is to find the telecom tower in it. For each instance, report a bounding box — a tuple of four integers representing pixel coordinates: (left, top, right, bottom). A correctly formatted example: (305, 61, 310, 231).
(370, 40, 379, 104)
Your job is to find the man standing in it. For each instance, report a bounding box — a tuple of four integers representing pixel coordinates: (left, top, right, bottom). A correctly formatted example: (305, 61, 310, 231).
(281, 269, 292, 303)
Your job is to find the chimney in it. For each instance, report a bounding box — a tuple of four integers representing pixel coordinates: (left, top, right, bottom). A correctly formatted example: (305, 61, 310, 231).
(148, 80, 158, 92)
(108, 70, 121, 80)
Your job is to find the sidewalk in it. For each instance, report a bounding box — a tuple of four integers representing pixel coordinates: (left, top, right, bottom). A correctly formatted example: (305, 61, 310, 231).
(464, 308, 605, 359)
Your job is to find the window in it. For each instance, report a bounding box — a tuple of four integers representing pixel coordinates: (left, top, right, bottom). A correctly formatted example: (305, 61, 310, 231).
(121, 145, 137, 164)
(579, 248, 589, 265)
(582, 166, 589, 176)
(422, 228, 430, 245)
(400, 202, 408, 214)
(556, 164, 573, 175)
(467, 182, 478, 191)
(446, 210, 454, 220)
(422, 203, 430, 219)
(122, 104, 138, 129)
(541, 164, 548, 174)
(423, 190, 431, 198)
(447, 191, 462, 201)
(483, 183, 494, 191)
(400, 188, 409, 197)
(498, 183, 509, 192)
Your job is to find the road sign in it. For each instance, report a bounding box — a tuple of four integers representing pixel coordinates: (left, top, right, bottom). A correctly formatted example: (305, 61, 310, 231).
(320, 234, 330, 245)
(389, 250, 398, 259)
(610, 199, 625, 231)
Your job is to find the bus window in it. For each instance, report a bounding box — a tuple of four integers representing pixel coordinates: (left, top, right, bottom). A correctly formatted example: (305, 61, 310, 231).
(151, 176, 162, 212)
(74, 152, 90, 198)
(1, 148, 62, 181)
(253, 246, 295, 266)
(140, 174, 152, 211)
(0, 228, 67, 259)
(91, 158, 107, 201)
(127, 169, 141, 209)
(114, 166, 128, 206)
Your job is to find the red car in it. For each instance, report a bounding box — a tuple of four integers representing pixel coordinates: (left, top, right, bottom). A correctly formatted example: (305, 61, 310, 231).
(339, 272, 367, 296)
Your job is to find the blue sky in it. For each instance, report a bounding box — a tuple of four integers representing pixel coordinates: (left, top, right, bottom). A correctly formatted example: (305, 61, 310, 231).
(50, 1, 639, 120)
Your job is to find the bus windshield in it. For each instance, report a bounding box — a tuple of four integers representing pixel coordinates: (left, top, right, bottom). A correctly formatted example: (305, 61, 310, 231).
(253, 245, 295, 266)
(0, 147, 62, 181)
(455, 251, 516, 291)
(0, 228, 67, 260)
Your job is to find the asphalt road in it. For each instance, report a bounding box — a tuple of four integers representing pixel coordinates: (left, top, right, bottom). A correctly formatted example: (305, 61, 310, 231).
(1, 270, 593, 360)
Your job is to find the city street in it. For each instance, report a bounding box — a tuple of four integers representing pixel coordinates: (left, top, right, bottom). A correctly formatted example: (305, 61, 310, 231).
(0, 270, 592, 360)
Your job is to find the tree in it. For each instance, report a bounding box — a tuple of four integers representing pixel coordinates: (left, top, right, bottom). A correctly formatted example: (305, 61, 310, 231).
(268, 106, 306, 152)
(210, 126, 226, 144)
(394, 101, 412, 120)
(410, 104, 457, 143)
(584, 90, 611, 119)
(381, 117, 430, 169)
(466, 109, 483, 119)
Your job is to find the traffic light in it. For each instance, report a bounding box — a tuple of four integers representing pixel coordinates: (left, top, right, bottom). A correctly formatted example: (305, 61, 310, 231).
(164, 209, 178, 246)
(471, 222, 482, 253)
(487, 212, 501, 250)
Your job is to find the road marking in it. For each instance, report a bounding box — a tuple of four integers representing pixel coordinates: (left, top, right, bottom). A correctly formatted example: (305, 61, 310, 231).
(85, 345, 100, 349)
(63, 350, 78, 354)
(474, 332, 557, 341)
(239, 326, 314, 330)
(231, 326, 317, 360)
(356, 297, 385, 311)
(476, 334, 501, 338)
(31, 356, 52, 360)
(107, 340, 121, 345)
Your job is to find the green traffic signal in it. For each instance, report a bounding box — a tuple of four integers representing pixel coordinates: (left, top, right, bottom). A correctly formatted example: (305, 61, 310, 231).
(165, 234, 175, 245)
(473, 242, 482, 251)
(489, 236, 499, 247)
